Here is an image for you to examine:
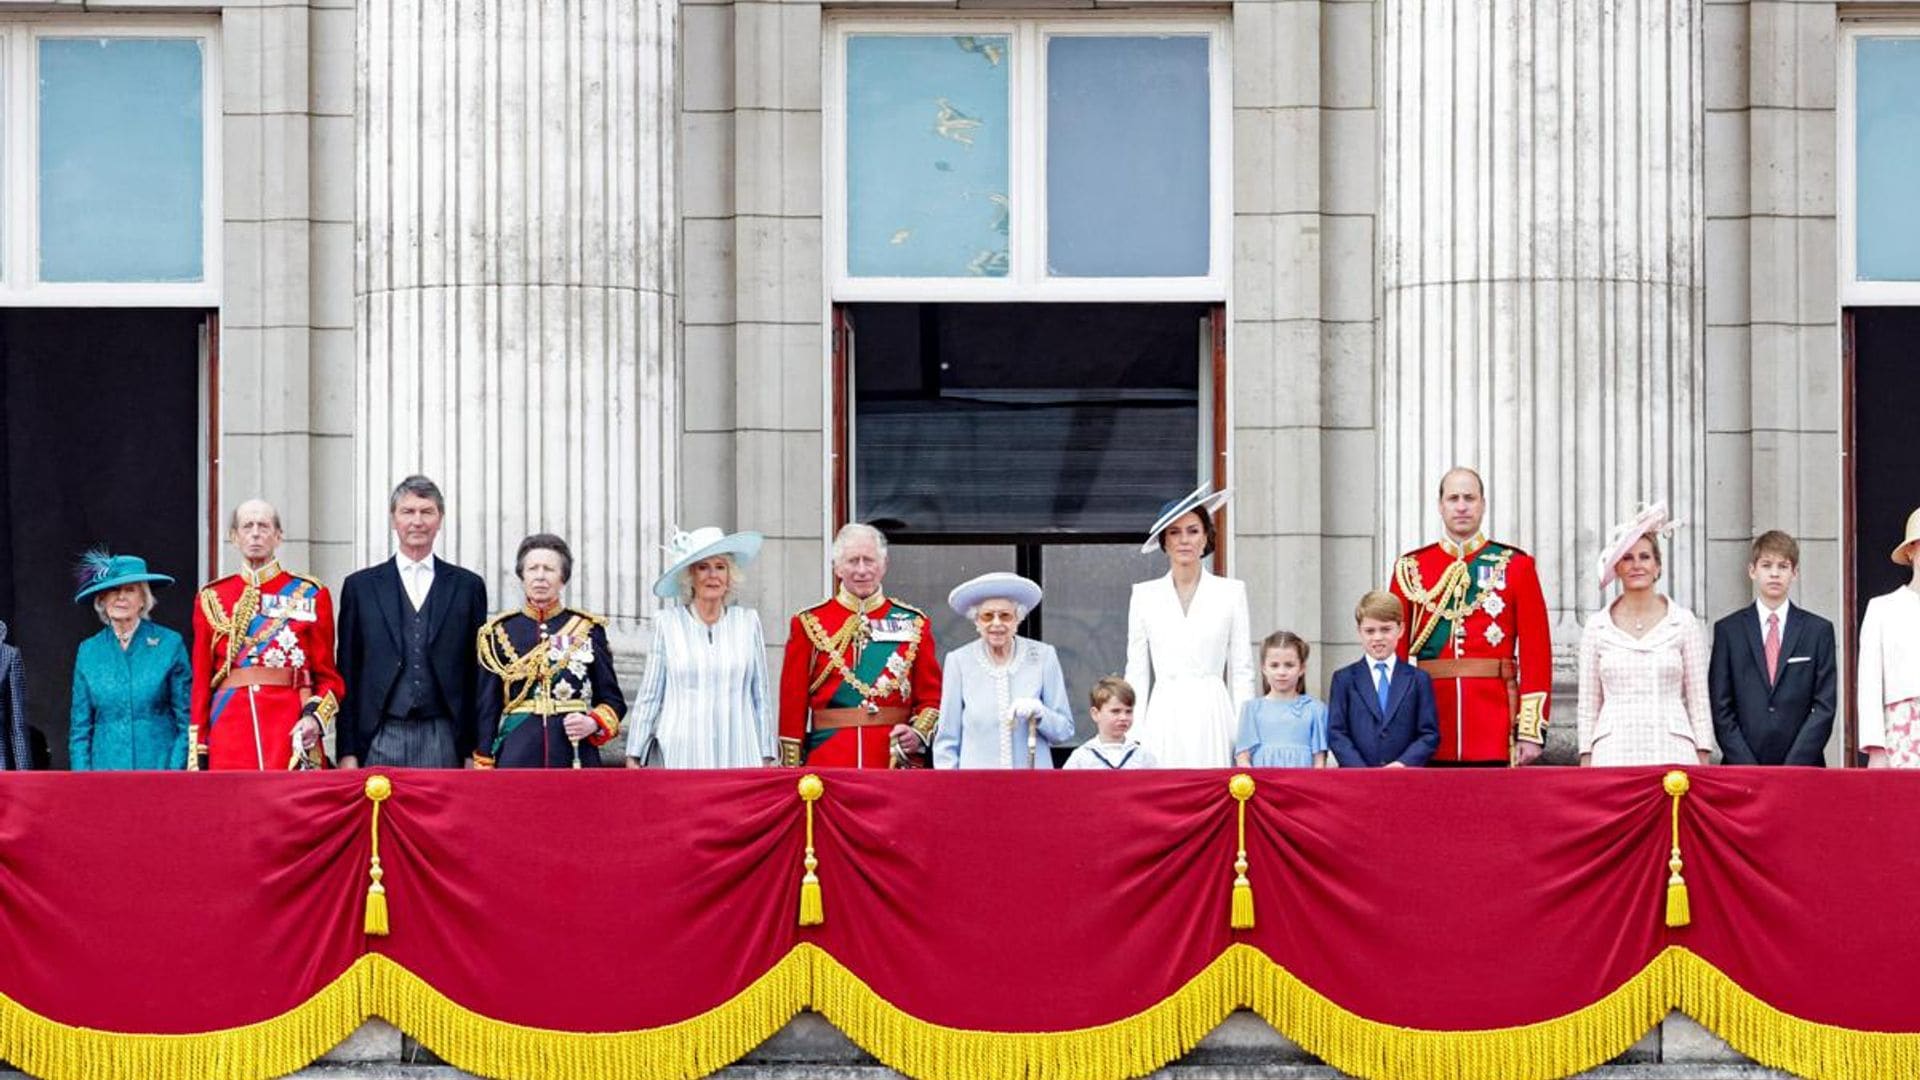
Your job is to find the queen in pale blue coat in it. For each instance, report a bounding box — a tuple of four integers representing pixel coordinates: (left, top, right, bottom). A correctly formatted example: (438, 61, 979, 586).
(69, 550, 192, 770)
(934, 573, 1074, 769)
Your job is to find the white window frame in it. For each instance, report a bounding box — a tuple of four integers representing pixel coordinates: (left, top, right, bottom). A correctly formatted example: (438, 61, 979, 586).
(1840, 23, 1920, 307)
(0, 17, 221, 307)
(825, 15, 1231, 303)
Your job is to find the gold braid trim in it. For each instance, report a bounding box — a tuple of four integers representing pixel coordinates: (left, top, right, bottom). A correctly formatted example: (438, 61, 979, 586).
(478, 614, 599, 718)
(1396, 549, 1516, 656)
(800, 611, 868, 696)
(798, 607, 920, 705)
(199, 582, 262, 689)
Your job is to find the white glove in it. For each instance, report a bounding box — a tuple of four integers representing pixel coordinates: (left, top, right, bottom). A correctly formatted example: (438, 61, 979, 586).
(1010, 697, 1046, 722)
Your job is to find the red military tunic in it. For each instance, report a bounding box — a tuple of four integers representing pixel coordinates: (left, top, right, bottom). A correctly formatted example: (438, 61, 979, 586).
(779, 588, 941, 768)
(190, 560, 345, 770)
(1390, 533, 1552, 764)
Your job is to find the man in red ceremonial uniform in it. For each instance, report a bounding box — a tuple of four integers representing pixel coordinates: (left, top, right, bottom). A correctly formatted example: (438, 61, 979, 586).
(779, 523, 941, 768)
(1389, 468, 1552, 766)
(190, 499, 345, 770)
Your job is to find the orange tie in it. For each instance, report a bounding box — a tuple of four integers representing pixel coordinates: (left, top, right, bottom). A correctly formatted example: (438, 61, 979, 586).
(1765, 612, 1781, 685)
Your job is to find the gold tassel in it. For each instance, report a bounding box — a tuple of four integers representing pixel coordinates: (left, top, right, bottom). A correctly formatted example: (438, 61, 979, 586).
(365, 774, 393, 936)
(797, 774, 825, 927)
(1662, 770, 1691, 928)
(1229, 773, 1256, 930)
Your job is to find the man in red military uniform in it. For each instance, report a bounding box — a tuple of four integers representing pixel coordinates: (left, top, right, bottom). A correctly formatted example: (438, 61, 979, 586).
(779, 523, 941, 768)
(1389, 468, 1552, 766)
(190, 499, 345, 770)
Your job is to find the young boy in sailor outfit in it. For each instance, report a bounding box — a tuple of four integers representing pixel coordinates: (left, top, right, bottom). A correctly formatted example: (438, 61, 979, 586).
(1063, 677, 1158, 770)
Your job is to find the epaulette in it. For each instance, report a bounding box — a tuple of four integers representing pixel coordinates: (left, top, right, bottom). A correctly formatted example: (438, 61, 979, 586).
(792, 597, 835, 621)
(568, 608, 609, 629)
(888, 598, 929, 621)
(480, 610, 516, 633)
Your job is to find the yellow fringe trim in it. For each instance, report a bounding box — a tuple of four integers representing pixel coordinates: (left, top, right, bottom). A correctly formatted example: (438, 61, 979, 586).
(0, 959, 369, 1080)
(5, 946, 1920, 1079)
(368, 952, 806, 1080)
(813, 943, 1669, 1080)
(1672, 948, 1920, 1079)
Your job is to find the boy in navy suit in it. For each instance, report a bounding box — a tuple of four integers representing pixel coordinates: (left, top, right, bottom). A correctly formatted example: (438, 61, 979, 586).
(1708, 531, 1837, 765)
(1328, 591, 1440, 767)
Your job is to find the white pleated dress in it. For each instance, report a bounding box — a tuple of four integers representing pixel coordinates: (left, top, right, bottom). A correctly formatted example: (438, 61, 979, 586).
(625, 604, 774, 768)
(1123, 570, 1256, 768)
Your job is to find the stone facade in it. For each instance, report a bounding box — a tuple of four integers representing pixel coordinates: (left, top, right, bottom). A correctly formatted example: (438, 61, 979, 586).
(114, 0, 1841, 760)
(0, 0, 1872, 1068)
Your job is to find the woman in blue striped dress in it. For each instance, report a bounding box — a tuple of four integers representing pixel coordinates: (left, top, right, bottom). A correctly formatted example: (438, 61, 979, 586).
(625, 528, 773, 768)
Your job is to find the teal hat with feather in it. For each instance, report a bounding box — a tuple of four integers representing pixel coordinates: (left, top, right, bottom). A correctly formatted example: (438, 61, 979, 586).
(72, 547, 176, 604)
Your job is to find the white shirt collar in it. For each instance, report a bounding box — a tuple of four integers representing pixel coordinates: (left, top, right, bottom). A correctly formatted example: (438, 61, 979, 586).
(396, 552, 435, 574)
(1368, 655, 1397, 678)
(1755, 597, 1792, 630)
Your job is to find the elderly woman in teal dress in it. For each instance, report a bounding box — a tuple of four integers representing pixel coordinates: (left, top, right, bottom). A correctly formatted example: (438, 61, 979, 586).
(69, 550, 192, 770)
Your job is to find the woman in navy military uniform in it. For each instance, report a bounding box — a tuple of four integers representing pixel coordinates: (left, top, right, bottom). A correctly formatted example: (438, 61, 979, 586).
(474, 534, 626, 768)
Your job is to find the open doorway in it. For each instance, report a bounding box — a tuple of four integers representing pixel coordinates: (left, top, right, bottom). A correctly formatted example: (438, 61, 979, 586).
(834, 301, 1223, 748)
(0, 308, 207, 767)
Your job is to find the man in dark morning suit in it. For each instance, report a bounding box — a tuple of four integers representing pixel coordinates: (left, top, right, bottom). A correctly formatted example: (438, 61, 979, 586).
(1708, 531, 1837, 766)
(1328, 591, 1440, 768)
(335, 476, 489, 768)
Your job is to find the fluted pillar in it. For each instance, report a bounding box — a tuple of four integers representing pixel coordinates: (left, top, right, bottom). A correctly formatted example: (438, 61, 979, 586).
(356, 0, 677, 641)
(1379, 0, 1706, 645)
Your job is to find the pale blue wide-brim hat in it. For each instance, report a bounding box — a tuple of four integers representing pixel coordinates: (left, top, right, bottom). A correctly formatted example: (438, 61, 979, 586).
(72, 549, 176, 604)
(1140, 484, 1233, 554)
(948, 571, 1042, 619)
(653, 527, 764, 599)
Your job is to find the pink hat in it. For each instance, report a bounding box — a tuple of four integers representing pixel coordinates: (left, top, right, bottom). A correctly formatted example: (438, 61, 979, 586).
(1596, 501, 1676, 591)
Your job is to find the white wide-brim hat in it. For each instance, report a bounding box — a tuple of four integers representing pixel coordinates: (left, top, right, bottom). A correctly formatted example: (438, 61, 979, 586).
(653, 527, 764, 599)
(1893, 508, 1920, 566)
(948, 571, 1042, 619)
(1596, 501, 1673, 590)
(1140, 484, 1232, 554)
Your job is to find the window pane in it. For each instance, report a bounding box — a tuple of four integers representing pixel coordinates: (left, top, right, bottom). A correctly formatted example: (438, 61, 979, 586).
(846, 35, 1010, 278)
(1857, 38, 1920, 281)
(39, 37, 205, 283)
(1038, 544, 1166, 745)
(853, 302, 1203, 535)
(1047, 36, 1209, 278)
(874, 545, 1017, 670)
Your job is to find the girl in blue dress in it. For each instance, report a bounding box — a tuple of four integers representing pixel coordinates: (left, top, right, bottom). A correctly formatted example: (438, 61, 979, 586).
(1234, 631, 1328, 768)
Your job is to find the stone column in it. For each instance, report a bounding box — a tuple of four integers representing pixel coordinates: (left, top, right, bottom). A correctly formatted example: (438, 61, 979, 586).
(1378, 0, 1706, 646)
(357, 0, 677, 646)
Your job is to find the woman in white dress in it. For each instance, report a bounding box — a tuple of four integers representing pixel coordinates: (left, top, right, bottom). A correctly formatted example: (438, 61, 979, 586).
(932, 572, 1075, 769)
(1576, 503, 1714, 767)
(1858, 507, 1920, 768)
(1124, 485, 1256, 767)
(625, 528, 774, 768)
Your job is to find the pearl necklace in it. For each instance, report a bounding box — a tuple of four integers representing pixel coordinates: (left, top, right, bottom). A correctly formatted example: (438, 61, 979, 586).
(984, 641, 1026, 768)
